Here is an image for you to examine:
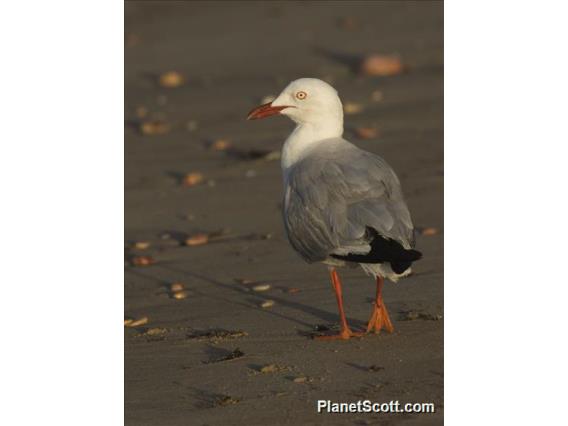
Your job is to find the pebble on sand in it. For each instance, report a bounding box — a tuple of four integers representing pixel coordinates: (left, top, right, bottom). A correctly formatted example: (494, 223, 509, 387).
(344, 102, 364, 115)
(260, 364, 279, 374)
(131, 256, 155, 266)
(133, 241, 151, 250)
(355, 127, 379, 140)
(252, 284, 271, 292)
(360, 54, 405, 77)
(260, 300, 275, 309)
(185, 233, 209, 246)
(211, 139, 232, 151)
(170, 282, 184, 292)
(126, 316, 149, 327)
(263, 151, 281, 161)
(293, 376, 307, 383)
(145, 327, 167, 336)
(182, 172, 204, 187)
(172, 291, 190, 300)
(420, 227, 439, 236)
(158, 71, 184, 88)
(140, 120, 170, 136)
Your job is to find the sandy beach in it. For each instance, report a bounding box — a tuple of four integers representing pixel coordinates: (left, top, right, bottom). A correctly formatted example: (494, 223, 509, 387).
(125, 2, 443, 425)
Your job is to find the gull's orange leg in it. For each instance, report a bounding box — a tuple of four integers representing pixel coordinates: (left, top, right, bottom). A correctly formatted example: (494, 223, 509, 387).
(366, 276, 394, 334)
(315, 268, 364, 341)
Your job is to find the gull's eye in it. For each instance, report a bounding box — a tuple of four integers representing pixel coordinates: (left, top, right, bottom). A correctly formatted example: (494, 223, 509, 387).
(295, 91, 307, 100)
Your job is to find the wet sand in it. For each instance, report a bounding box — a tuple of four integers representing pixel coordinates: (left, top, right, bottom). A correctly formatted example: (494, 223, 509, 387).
(125, 2, 443, 425)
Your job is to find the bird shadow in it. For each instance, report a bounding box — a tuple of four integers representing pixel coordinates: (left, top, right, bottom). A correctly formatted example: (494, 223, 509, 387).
(127, 262, 366, 332)
(164, 264, 343, 327)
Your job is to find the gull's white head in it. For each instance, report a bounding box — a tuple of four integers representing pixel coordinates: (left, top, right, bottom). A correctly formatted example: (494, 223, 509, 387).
(247, 78, 343, 132)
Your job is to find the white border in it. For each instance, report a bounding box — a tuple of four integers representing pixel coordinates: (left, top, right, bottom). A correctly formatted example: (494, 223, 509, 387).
(446, 1, 568, 424)
(0, 1, 123, 424)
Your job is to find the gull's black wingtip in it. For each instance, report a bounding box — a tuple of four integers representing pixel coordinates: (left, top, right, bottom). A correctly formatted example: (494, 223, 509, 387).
(390, 249, 422, 274)
(408, 249, 423, 261)
(330, 228, 423, 274)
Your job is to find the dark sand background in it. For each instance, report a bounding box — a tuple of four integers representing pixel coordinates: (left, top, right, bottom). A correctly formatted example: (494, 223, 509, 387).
(125, 2, 443, 425)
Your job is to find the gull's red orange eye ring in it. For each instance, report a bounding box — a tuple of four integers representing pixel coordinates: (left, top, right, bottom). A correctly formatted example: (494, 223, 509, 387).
(295, 91, 307, 100)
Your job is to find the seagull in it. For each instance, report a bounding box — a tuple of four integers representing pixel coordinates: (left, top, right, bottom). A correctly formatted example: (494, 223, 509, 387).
(247, 78, 422, 340)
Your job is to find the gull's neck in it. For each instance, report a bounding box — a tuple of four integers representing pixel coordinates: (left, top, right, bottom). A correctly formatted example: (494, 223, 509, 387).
(281, 119, 343, 173)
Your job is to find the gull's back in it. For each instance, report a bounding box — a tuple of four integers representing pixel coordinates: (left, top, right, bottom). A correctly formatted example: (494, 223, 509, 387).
(283, 138, 416, 269)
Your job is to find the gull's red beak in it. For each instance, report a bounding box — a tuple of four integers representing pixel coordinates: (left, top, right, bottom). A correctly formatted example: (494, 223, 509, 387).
(247, 102, 290, 120)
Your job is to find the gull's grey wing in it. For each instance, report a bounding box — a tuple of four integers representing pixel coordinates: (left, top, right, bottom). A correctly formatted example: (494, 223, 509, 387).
(283, 138, 415, 263)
